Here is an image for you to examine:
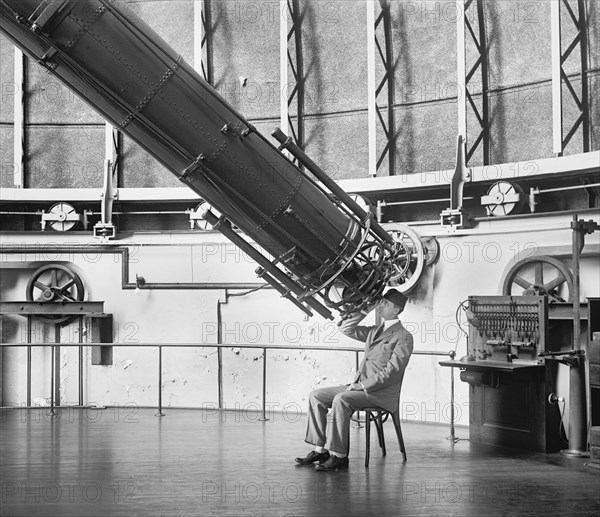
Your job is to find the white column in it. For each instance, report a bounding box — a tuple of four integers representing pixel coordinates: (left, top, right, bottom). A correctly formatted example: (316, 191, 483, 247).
(105, 123, 116, 166)
(551, 0, 562, 154)
(456, 0, 467, 141)
(13, 48, 25, 188)
(279, 0, 289, 137)
(366, 0, 377, 177)
(194, 0, 203, 73)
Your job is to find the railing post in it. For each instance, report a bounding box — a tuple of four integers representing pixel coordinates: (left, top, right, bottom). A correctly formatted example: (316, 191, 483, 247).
(78, 316, 83, 407)
(447, 350, 459, 443)
(259, 347, 268, 421)
(156, 346, 165, 417)
(50, 343, 56, 415)
(26, 315, 32, 407)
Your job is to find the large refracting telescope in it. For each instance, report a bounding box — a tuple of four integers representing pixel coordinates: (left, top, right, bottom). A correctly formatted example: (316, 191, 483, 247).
(0, 0, 425, 320)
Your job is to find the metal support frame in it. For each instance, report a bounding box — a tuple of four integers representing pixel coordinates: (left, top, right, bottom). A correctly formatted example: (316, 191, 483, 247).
(558, 215, 598, 457)
(551, 0, 590, 155)
(93, 158, 118, 240)
(457, 0, 490, 165)
(0, 301, 105, 315)
(194, 0, 213, 85)
(280, 0, 305, 153)
(367, 0, 396, 176)
(2, 302, 106, 413)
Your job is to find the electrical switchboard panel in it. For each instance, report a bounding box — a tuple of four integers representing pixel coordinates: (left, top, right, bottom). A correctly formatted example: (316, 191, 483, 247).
(466, 295, 552, 364)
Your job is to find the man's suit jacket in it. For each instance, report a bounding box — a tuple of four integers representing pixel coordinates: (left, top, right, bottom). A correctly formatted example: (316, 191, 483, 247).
(339, 311, 413, 412)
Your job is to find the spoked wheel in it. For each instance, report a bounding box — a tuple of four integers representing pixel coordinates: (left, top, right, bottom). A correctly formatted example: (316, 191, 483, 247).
(387, 225, 426, 294)
(485, 181, 525, 216)
(26, 264, 85, 324)
(502, 255, 573, 303)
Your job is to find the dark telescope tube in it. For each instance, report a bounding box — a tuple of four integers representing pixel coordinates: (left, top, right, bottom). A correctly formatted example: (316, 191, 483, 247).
(0, 0, 395, 314)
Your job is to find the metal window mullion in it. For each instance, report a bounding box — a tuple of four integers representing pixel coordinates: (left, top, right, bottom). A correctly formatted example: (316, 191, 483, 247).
(381, 0, 395, 176)
(376, 142, 391, 170)
(375, 106, 389, 137)
(280, 0, 289, 138)
(562, 113, 584, 148)
(375, 74, 388, 97)
(465, 19, 481, 52)
(562, 0, 579, 26)
(578, 0, 590, 152)
(367, 0, 377, 176)
(291, 1, 304, 151)
(280, 0, 304, 156)
(194, 0, 213, 85)
(287, 115, 298, 142)
(465, 56, 482, 85)
(458, 0, 489, 165)
(456, 0, 467, 142)
(477, 0, 489, 164)
(13, 48, 25, 188)
(287, 51, 298, 78)
(466, 90, 484, 126)
(561, 32, 581, 64)
(561, 70, 583, 110)
(551, 0, 563, 154)
(467, 131, 484, 163)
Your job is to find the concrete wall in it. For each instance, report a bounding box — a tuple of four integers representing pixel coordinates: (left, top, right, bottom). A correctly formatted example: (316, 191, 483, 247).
(2, 211, 599, 432)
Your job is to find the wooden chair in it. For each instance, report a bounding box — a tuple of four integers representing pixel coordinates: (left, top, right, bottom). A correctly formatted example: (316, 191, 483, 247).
(355, 408, 406, 467)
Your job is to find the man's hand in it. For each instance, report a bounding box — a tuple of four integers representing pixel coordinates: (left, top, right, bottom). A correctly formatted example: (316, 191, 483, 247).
(362, 298, 381, 314)
(346, 382, 364, 391)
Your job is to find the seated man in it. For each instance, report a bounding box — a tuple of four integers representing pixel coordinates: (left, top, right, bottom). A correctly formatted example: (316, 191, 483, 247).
(295, 288, 413, 471)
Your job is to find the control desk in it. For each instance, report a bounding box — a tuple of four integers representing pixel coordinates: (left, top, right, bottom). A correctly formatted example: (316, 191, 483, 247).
(440, 295, 578, 452)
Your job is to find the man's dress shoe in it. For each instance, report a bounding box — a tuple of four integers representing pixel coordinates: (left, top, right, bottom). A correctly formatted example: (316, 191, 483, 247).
(314, 455, 349, 471)
(295, 450, 330, 465)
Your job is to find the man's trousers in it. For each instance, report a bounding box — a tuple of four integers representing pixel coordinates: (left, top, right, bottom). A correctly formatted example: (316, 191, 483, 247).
(304, 385, 372, 455)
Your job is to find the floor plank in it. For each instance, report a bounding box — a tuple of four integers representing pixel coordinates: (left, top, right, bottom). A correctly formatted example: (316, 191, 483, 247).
(1, 408, 598, 516)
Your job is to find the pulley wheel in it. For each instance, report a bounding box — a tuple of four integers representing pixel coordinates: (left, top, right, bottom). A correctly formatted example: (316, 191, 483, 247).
(485, 181, 525, 216)
(193, 200, 222, 230)
(386, 225, 425, 294)
(422, 236, 440, 266)
(47, 202, 78, 231)
(26, 264, 85, 324)
(502, 255, 573, 303)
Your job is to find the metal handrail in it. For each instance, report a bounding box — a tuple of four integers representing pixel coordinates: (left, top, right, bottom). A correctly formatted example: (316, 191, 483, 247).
(0, 341, 457, 435)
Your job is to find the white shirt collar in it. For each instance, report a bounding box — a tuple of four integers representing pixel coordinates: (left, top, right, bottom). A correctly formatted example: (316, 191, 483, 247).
(382, 319, 399, 332)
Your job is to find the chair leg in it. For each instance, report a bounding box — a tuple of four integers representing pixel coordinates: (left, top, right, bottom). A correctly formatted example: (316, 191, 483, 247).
(391, 411, 407, 461)
(365, 411, 371, 468)
(376, 411, 386, 456)
(373, 413, 383, 448)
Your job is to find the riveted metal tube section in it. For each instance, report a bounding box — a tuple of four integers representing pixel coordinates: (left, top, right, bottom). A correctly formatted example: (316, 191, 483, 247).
(0, 0, 396, 316)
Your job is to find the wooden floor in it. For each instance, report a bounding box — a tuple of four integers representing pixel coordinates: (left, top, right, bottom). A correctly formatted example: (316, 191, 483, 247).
(1, 408, 598, 517)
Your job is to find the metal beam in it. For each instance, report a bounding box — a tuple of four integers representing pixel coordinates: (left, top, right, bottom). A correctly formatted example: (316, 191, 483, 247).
(551, 0, 590, 155)
(280, 0, 305, 156)
(194, 0, 213, 85)
(368, 0, 396, 176)
(0, 301, 105, 316)
(457, 0, 490, 165)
